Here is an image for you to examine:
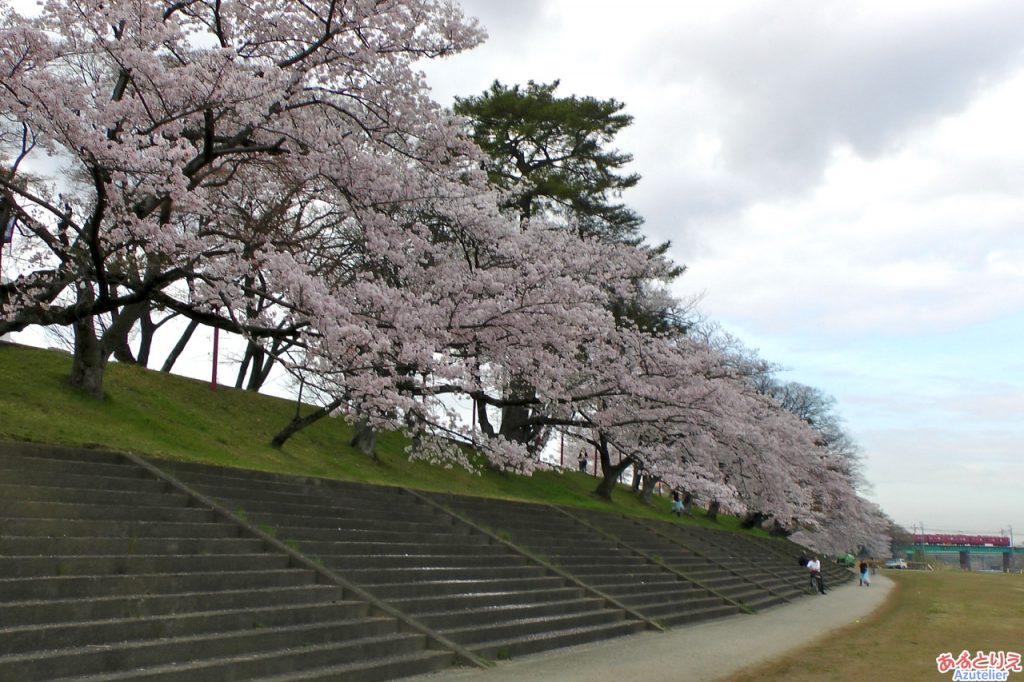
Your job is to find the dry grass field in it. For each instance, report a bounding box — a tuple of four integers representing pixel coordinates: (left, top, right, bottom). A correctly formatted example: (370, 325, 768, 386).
(732, 569, 1024, 681)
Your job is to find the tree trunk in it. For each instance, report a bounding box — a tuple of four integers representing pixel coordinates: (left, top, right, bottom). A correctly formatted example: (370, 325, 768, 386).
(247, 348, 275, 391)
(741, 511, 769, 529)
(349, 416, 378, 460)
(639, 473, 658, 505)
(136, 307, 157, 367)
(475, 398, 496, 438)
(107, 289, 137, 365)
(270, 396, 344, 449)
(109, 332, 136, 364)
(235, 342, 254, 389)
(593, 435, 632, 501)
(236, 338, 281, 392)
(631, 461, 643, 492)
(706, 500, 721, 522)
(69, 314, 107, 400)
(161, 319, 199, 373)
(68, 295, 146, 399)
(498, 375, 536, 445)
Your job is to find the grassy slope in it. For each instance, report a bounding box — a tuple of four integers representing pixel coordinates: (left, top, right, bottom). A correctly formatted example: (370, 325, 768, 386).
(732, 570, 1024, 681)
(0, 342, 756, 531)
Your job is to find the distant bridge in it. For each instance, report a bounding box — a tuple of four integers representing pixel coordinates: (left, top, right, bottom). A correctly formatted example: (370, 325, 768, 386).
(896, 542, 1024, 571)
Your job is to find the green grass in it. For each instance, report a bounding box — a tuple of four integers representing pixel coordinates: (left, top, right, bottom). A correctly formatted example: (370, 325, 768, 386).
(732, 570, 1024, 681)
(0, 341, 761, 532)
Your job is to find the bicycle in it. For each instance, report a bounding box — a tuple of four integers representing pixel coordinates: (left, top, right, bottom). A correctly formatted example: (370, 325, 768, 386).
(808, 570, 826, 595)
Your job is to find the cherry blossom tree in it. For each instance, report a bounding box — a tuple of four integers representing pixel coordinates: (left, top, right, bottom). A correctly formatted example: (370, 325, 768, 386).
(0, 0, 486, 397)
(0, 1, 891, 553)
(791, 496, 892, 556)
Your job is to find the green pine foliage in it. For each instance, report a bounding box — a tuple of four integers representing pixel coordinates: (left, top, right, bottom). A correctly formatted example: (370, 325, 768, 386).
(454, 79, 644, 244)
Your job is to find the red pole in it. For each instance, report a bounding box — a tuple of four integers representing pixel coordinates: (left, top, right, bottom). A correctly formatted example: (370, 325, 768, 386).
(211, 327, 219, 391)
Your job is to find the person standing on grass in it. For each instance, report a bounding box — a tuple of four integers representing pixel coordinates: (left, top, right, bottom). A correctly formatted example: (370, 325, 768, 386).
(859, 560, 870, 586)
(671, 490, 685, 516)
(577, 449, 588, 473)
(807, 556, 826, 594)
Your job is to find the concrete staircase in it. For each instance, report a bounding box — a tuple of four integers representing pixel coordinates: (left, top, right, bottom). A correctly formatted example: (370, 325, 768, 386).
(575, 510, 798, 610)
(0, 442, 842, 680)
(431, 494, 741, 628)
(644, 521, 808, 602)
(0, 443, 456, 681)
(745, 534, 856, 590)
(159, 460, 644, 660)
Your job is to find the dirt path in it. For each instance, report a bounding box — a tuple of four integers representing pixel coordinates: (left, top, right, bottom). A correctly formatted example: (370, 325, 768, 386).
(416, 574, 894, 681)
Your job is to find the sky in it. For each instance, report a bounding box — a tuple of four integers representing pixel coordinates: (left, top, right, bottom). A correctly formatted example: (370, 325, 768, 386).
(419, 0, 1024, 538)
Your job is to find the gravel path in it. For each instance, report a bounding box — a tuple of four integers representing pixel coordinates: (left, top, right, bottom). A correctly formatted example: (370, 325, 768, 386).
(415, 573, 894, 681)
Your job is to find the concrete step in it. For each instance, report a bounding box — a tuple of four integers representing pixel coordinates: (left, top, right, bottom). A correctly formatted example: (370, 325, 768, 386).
(0, 454, 142, 479)
(269, 522, 480, 542)
(317, 553, 527, 570)
(292, 540, 508, 557)
(470, 619, 643, 660)
(0, 518, 242, 538)
(443, 609, 627, 647)
(637, 599, 726, 621)
(0, 535, 265, 556)
(486, 522, 591, 538)
(552, 561, 663, 576)
(0, 552, 291, 577)
(163, 465, 413, 505)
(618, 587, 718, 608)
(186, 492, 437, 524)
(58, 645, 453, 682)
(0, 483, 185, 507)
(242, 511, 459, 535)
(0, 443, 125, 464)
(4, 626, 430, 682)
(0, 568, 318, 600)
(366, 575, 566, 600)
(517, 538, 629, 554)
(0, 584, 348, 628)
(246, 650, 455, 682)
(656, 603, 740, 627)
(0, 468, 168, 493)
(0, 601, 378, 654)
(1, 500, 215, 524)
(415, 597, 607, 630)
(691, 575, 753, 590)
(522, 546, 640, 563)
(588, 579, 697, 600)
(338, 564, 548, 585)
(387, 586, 589, 615)
(577, 570, 683, 587)
(743, 594, 787, 611)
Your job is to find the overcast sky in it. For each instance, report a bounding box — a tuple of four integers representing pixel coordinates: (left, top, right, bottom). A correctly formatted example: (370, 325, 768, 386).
(421, 0, 1024, 538)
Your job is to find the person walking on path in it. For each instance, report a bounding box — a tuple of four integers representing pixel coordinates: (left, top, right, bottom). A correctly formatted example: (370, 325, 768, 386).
(859, 560, 870, 586)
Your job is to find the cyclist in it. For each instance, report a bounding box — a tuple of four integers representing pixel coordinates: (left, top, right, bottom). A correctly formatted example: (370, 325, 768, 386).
(807, 556, 826, 594)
